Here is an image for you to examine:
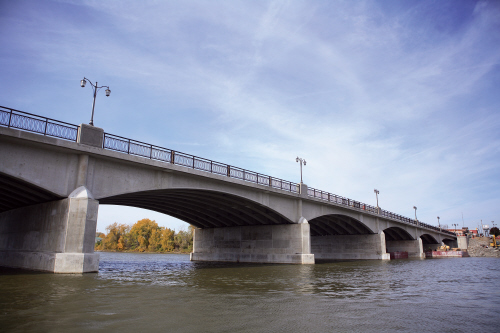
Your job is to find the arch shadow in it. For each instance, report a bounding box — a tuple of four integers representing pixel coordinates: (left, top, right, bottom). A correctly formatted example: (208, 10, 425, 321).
(0, 172, 62, 213)
(308, 214, 374, 236)
(383, 227, 415, 241)
(420, 234, 439, 244)
(99, 189, 293, 229)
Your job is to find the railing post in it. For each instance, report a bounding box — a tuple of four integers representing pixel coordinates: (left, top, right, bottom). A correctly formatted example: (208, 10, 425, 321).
(210, 160, 213, 173)
(170, 151, 175, 164)
(44, 119, 48, 135)
(7, 109, 13, 128)
(127, 139, 131, 154)
(149, 145, 152, 159)
(102, 133, 105, 148)
(243, 170, 245, 181)
(227, 165, 230, 177)
(269, 176, 272, 187)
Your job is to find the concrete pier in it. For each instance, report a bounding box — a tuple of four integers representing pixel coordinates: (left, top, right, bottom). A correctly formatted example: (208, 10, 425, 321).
(191, 223, 315, 264)
(0, 186, 99, 273)
(386, 239, 424, 258)
(311, 232, 390, 260)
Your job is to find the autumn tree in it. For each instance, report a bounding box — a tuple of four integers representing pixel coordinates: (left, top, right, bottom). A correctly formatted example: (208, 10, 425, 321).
(95, 219, 193, 253)
(99, 223, 131, 251)
(129, 218, 159, 252)
(174, 225, 194, 252)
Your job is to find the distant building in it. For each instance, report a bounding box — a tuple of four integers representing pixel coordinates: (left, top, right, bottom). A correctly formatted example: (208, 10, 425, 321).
(446, 227, 478, 237)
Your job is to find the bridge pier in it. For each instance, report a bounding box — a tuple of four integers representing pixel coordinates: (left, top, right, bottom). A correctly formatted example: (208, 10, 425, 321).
(190, 223, 315, 264)
(0, 186, 99, 273)
(386, 239, 424, 259)
(310, 232, 390, 260)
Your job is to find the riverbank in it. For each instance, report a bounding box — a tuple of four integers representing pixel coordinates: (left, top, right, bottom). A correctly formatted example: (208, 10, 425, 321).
(95, 249, 191, 255)
(467, 237, 500, 257)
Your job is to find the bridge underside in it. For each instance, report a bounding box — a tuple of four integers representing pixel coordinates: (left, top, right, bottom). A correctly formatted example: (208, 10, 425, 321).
(309, 214, 372, 236)
(384, 227, 414, 241)
(100, 189, 293, 229)
(0, 172, 62, 213)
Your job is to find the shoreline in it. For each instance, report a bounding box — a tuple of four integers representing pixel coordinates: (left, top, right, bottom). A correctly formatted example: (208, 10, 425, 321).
(95, 250, 191, 255)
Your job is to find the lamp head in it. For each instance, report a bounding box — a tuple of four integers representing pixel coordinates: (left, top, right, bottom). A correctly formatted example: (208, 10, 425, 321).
(105, 88, 111, 97)
(80, 79, 86, 88)
(303, 160, 306, 166)
(296, 157, 299, 162)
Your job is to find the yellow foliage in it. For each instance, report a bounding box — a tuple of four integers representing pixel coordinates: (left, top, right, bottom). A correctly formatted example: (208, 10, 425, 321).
(95, 218, 193, 253)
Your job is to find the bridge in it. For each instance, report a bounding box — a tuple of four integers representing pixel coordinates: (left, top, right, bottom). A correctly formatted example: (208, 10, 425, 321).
(0, 106, 458, 273)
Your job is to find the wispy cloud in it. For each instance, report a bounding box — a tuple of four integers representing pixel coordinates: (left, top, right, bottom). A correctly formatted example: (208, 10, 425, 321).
(1, 0, 499, 231)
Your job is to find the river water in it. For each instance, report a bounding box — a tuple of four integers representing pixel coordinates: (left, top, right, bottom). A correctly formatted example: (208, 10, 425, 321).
(1, 253, 499, 332)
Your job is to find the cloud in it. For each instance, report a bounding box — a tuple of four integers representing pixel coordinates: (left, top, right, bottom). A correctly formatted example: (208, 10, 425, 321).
(1, 0, 499, 229)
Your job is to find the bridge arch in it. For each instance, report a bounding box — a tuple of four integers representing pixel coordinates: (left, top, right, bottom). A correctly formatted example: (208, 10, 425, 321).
(308, 214, 375, 236)
(383, 227, 415, 241)
(99, 188, 294, 229)
(0, 172, 63, 213)
(420, 233, 439, 245)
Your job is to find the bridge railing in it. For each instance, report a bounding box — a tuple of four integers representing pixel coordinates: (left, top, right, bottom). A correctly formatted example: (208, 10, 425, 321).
(0, 106, 454, 235)
(103, 133, 299, 193)
(0, 106, 79, 142)
(307, 186, 455, 236)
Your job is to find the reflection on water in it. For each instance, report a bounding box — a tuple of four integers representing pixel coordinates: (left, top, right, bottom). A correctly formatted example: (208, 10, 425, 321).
(1, 253, 499, 332)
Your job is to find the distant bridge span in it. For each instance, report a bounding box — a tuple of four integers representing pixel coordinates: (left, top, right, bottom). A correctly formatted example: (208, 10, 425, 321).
(0, 107, 457, 273)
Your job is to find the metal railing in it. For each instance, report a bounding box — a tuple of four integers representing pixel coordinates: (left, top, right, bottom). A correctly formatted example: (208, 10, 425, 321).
(0, 106, 79, 142)
(102, 133, 299, 193)
(0, 106, 455, 235)
(307, 187, 455, 236)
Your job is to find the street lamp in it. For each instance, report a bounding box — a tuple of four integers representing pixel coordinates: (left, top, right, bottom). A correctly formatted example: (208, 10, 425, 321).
(437, 216, 440, 229)
(80, 77, 111, 126)
(374, 189, 379, 214)
(413, 206, 417, 221)
(296, 157, 306, 184)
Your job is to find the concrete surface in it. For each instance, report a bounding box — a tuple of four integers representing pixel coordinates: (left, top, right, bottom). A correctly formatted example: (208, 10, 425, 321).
(191, 223, 315, 264)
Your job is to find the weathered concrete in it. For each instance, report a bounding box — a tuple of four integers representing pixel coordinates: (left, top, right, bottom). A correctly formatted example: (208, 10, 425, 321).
(191, 223, 315, 264)
(311, 232, 390, 260)
(0, 186, 99, 273)
(386, 239, 424, 258)
(457, 236, 469, 250)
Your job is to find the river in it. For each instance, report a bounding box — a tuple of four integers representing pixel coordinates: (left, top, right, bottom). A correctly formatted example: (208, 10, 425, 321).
(1, 253, 499, 332)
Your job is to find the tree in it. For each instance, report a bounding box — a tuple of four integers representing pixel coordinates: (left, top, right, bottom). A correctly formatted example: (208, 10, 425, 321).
(95, 219, 194, 253)
(490, 227, 500, 237)
(174, 225, 194, 252)
(129, 218, 159, 251)
(160, 227, 175, 252)
(98, 222, 131, 251)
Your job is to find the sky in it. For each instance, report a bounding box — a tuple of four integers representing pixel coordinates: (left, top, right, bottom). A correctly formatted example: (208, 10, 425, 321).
(1, 0, 499, 233)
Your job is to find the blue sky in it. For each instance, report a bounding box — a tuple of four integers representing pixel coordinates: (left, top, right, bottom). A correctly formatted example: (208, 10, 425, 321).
(1, 0, 499, 233)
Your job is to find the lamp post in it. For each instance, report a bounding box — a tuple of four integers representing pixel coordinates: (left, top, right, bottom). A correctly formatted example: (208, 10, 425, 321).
(452, 223, 458, 235)
(437, 216, 440, 230)
(413, 206, 417, 221)
(80, 77, 111, 126)
(296, 157, 306, 184)
(374, 189, 379, 214)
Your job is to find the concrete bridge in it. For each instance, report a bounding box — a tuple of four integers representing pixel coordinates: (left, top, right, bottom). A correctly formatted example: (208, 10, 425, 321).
(0, 106, 457, 273)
